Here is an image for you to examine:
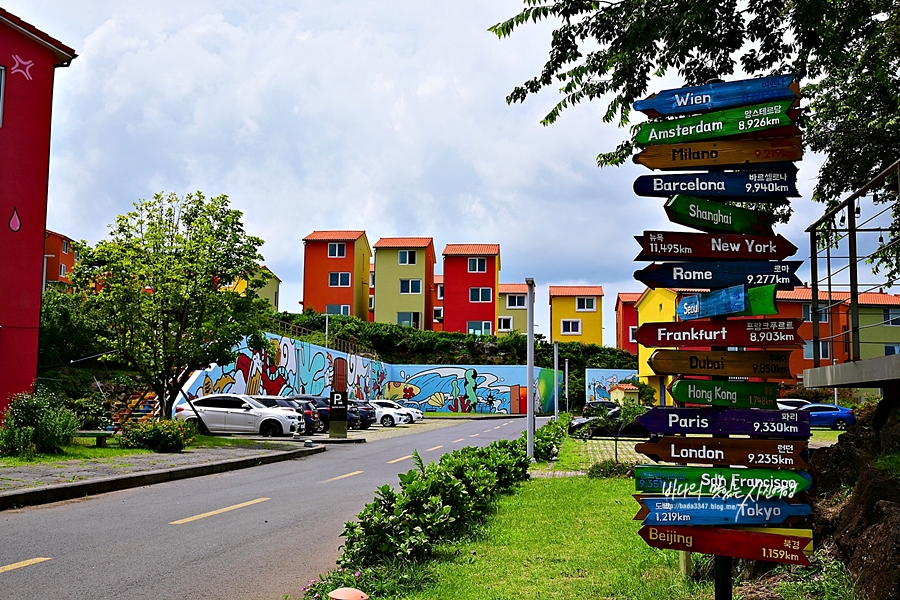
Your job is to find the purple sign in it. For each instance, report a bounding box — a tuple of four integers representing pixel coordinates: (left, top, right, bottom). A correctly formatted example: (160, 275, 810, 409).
(636, 407, 810, 438)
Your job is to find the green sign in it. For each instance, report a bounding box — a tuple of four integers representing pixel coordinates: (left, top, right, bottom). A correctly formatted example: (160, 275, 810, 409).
(635, 466, 812, 499)
(731, 284, 778, 317)
(669, 380, 778, 408)
(665, 195, 776, 235)
(636, 99, 796, 146)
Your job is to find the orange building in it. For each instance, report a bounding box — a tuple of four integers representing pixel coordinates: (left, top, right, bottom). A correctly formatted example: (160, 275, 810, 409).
(302, 230, 371, 317)
(43, 229, 76, 288)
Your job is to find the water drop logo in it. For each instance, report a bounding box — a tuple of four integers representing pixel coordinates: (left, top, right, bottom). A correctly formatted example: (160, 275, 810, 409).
(8, 207, 21, 232)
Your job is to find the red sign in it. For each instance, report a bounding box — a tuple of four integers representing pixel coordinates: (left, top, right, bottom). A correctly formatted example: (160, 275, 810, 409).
(638, 525, 811, 565)
(636, 231, 797, 261)
(634, 319, 802, 348)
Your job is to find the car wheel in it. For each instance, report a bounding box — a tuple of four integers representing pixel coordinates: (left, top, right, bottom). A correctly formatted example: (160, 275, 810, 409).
(833, 419, 849, 431)
(260, 421, 282, 437)
(381, 415, 395, 427)
(361, 422, 371, 429)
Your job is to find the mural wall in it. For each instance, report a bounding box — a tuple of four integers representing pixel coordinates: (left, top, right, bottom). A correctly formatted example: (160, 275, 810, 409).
(176, 333, 559, 415)
(585, 369, 640, 402)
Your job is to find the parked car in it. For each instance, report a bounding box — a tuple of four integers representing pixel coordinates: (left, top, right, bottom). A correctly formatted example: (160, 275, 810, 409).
(174, 394, 300, 436)
(302, 396, 361, 432)
(254, 396, 322, 434)
(366, 401, 411, 427)
(348, 399, 376, 429)
(252, 396, 306, 434)
(777, 398, 812, 411)
(568, 407, 649, 439)
(370, 399, 423, 422)
(583, 400, 618, 416)
(291, 399, 322, 435)
(798, 403, 856, 430)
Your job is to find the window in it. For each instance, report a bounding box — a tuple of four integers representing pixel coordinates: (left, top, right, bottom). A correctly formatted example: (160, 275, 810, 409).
(62, 240, 69, 254)
(468, 257, 487, 273)
(400, 279, 422, 294)
(369, 294, 374, 310)
(59, 264, 66, 277)
(326, 304, 350, 315)
(576, 297, 596, 311)
(467, 320, 492, 335)
(629, 326, 638, 343)
(329, 272, 351, 287)
(398, 250, 417, 265)
(469, 287, 492, 302)
(397, 312, 421, 329)
(433, 307, 444, 322)
(498, 317, 512, 331)
(328, 243, 346, 258)
(369, 271, 375, 287)
(886, 344, 900, 356)
(802, 303, 829, 323)
(437, 284, 444, 300)
(884, 308, 900, 326)
(803, 340, 830, 359)
(506, 294, 525, 308)
(561, 319, 581, 335)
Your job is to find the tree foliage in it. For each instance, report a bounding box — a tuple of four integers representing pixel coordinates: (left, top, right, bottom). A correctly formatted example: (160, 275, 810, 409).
(71, 192, 273, 420)
(38, 285, 113, 370)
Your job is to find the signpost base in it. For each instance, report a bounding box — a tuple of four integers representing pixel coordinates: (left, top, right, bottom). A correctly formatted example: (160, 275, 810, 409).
(715, 555, 732, 600)
(679, 551, 692, 577)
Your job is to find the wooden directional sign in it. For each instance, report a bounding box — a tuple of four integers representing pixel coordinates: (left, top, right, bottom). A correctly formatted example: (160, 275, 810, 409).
(635, 231, 797, 261)
(677, 284, 778, 320)
(633, 171, 799, 199)
(638, 525, 811, 565)
(649, 349, 793, 378)
(635, 407, 810, 438)
(635, 99, 797, 146)
(633, 74, 799, 117)
(635, 436, 808, 469)
(635, 319, 802, 348)
(665, 195, 776, 235)
(633, 260, 802, 290)
(669, 379, 778, 409)
(635, 136, 804, 171)
(634, 465, 812, 498)
(633, 495, 811, 526)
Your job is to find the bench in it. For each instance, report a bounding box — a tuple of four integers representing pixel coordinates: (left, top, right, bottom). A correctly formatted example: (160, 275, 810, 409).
(74, 431, 114, 448)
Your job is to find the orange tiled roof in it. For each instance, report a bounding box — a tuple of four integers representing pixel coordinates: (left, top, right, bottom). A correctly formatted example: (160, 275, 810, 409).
(549, 285, 604, 298)
(857, 292, 900, 306)
(499, 283, 528, 294)
(302, 230, 366, 242)
(374, 237, 434, 248)
(442, 243, 500, 256)
(616, 292, 643, 304)
(613, 383, 638, 391)
(776, 287, 851, 301)
(434, 274, 443, 284)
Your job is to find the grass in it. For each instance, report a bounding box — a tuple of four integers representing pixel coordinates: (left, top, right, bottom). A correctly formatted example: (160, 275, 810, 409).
(875, 452, 900, 477)
(776, 553, 858, 600)
(398, 477, 711, 600)
(810, 429, 843, 445)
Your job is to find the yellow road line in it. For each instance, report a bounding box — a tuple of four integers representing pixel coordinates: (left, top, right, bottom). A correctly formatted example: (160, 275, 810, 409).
(320, 470, 364, 483)
(388, 455, 413, 464)
(452, 438, 465, 443)
(0, 558, 52, 574)
(170, 498, 270, 525)
(426, 445, 443, 451)
(469, 434, 480, 438)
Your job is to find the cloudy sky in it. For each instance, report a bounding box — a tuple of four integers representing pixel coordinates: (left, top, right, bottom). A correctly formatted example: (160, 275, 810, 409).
(11, 1, 837, 339)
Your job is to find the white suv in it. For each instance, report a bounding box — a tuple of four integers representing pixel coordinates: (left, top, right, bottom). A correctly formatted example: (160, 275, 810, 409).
(371, 399, 424, 423)
(175, 394, 299, 436)
(366, 401, 411, 427)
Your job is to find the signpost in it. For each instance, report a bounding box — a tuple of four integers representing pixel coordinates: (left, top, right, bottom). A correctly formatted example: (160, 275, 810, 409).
(635, 100, 798, 145)
(635, 136, 803, 170)
(635, 231, 797, 261)
(633, 260, 802, 290)
(634, 437, 808, 468)
(648, 349, 793, 378)
(664, 195, 776, 235)
(633, 74, 799, 117)
(637, 525, 811, 566)
(634, 407, 810, 437)
(634, 465, 812, 497)
(677, 284, 778, 320)
(668, 379, 778, 408)
(634, 318, 802, 348)
(633, 171, 799, 199)
(633, 495, 811, 526)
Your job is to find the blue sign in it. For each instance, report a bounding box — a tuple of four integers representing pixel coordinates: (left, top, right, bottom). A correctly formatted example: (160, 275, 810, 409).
(634, 260, 802, 291)
(633, 171, 799, 199)
(635, 496, 811, 526)
(677, 285, 748, 321)
(633, 74, 798, 117)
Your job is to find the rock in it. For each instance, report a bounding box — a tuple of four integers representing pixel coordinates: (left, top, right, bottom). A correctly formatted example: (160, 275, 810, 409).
(844, 500, 900, 600)
(808, 428, 878, 497)
(835, 468, 900, 557)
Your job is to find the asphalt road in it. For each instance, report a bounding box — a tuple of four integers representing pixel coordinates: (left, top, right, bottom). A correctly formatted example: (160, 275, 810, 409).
(0, 417, 535, 600)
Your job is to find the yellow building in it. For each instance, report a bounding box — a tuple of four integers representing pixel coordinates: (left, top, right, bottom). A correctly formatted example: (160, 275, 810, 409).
(634, 287, 678, 405)
(225, 265, 281, 311)
(497, 283, 528, 335)
(549, 286, 604, 344)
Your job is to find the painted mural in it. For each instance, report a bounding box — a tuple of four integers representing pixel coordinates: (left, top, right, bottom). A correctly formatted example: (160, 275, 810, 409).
(176, 332, 559, 415)
(585, 369, 640, 402)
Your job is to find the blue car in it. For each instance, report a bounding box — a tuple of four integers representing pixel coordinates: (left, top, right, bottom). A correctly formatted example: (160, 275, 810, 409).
(798, 403, 856, 430)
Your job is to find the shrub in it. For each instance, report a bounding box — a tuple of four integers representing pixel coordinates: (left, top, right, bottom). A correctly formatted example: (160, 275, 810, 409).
(531, 417, 566, 461)
(120, 419, 196, 452)
(301, 561, 433, 600)
(587, 459, 635, 479)
(0, 425, 36, 460)
(1, 390, 81, 455)
(4, 391, 52, 429)
(33, 407, 80, 452)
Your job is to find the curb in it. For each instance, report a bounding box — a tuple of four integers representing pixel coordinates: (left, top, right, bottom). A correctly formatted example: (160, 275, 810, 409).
(0, 445, 326, 512)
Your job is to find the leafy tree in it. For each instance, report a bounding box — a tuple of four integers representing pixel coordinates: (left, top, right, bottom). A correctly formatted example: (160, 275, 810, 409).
(593, 397, 647, 463)
(622, 377, 658, 406)
(70, 192, 273, 420)
(38, 285, 113, 370)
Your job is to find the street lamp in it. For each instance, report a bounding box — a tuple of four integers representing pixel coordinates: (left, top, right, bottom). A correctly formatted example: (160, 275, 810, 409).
(525, 277, 535, 460)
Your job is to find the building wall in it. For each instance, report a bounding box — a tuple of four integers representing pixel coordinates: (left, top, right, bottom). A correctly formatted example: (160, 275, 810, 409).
(352, 237, 372, 317)
(635, 288, 678, 405)
(616, 301, 639, 355)
(373, 246, 434, 329)
(43, 231, 75, 287)
(857, 306, 900, 360)
(550, 295, 603, 344)
(442, 254, 499, 334)
(303, 241, 359, 315)
(497, 292, 528, 334)
(775, 300, 850, 382)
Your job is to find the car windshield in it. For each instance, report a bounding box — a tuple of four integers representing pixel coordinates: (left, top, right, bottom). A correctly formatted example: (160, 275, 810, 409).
(242, 397, 265, 409)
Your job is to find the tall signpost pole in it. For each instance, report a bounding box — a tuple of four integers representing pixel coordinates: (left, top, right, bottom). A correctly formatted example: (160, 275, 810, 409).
(526, 278, 535, 460)
(553, 340, 559, 420)
(564, 359, 569, 413)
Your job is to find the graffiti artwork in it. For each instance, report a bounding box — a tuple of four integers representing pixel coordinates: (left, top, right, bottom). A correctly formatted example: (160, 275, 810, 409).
(585, 369, 640, 402)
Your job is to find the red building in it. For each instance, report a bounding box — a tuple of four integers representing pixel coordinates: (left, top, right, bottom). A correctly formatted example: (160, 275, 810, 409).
(0, 10, 76, 412)
(615, 292, 642, 355)
(43, 229, 75, 288)
(441, 244, 500, 335)
(432, 274, 444, 331)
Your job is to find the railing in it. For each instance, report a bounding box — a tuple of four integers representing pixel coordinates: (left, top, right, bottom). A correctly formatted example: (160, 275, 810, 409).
(806, 158, 900, 366)
(271, 319, 376, 358)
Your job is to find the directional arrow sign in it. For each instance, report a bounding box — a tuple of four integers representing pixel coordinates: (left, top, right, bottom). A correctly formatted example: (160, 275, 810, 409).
(634, 136, 804, 170)
(634, 465, 812, 498)
(669, 379, 779, 409)
(677, 284, 778, 320)
(634, 436, 808, 468)
(635, 319, 802, 348)
(664, 195, 776, 235)
(633, 261, 802, 290)
(635, 407, 810, 437)
(633, 74, 799, 117)
(635, 99, 798, 146)
(633, 171, 799, 199)
(633, 495, 811, 526)
(635, 231, 797, 261)
(648, 349, 793, 378)
(638, 525, 812, 565)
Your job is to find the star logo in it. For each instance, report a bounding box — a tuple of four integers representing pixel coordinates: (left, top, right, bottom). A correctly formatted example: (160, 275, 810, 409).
(11, 55, 34, 81)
